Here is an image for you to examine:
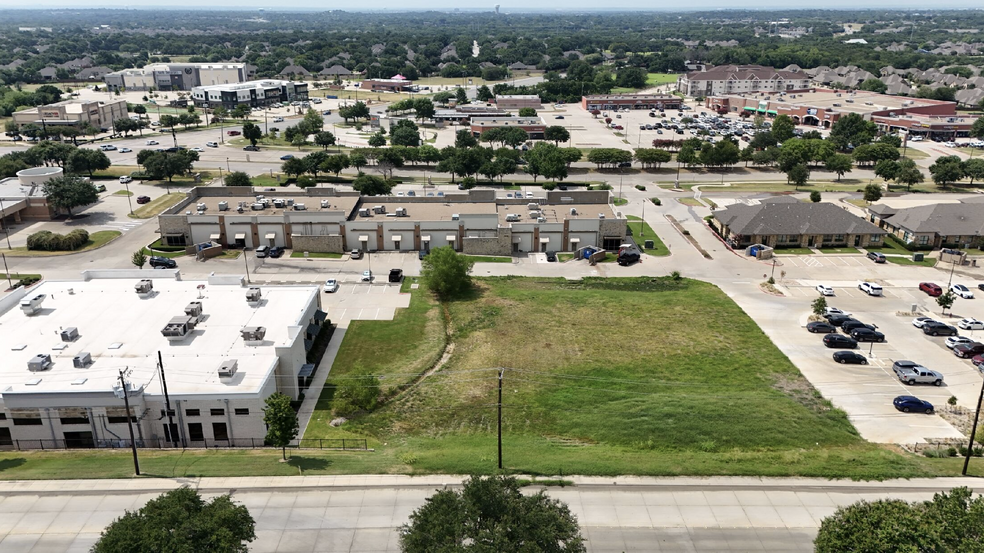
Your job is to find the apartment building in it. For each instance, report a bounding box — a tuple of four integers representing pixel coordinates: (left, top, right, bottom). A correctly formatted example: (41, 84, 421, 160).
(677, 65, 810, 97)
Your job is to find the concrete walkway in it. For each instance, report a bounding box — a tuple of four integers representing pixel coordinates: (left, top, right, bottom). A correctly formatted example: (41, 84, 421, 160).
(0, 476, 978, 552)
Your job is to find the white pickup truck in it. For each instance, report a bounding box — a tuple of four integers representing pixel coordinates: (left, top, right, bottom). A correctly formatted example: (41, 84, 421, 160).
(894, 366, 944, 386)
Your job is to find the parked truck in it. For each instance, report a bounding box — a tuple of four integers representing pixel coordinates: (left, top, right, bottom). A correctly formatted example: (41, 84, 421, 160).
(894, 366, 944, 386)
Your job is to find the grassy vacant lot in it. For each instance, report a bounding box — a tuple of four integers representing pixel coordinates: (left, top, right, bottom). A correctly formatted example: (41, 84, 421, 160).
(5, 230, 121, 257)
(646, 73, 678, 86)
(626, 215, 668, 256)
(304, 277, 941, 479)
(128, 193, 186, 219)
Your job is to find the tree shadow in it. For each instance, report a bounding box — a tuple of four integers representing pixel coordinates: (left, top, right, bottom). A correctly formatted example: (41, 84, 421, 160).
(0, 458, 27, 473)
(288, 455, 332, 472)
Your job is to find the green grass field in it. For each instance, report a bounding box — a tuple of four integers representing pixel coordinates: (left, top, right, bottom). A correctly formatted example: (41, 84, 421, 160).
(646, 73, 678, 87)
(625, 215, 669, 256)
(301, 277, 940, 478)
(818, 247, 859, 255)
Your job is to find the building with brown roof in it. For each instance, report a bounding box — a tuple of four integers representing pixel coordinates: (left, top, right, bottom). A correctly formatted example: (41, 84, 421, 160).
(677, 64, 810, 98)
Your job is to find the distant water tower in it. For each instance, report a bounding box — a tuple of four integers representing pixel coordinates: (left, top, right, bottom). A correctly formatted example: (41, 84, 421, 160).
(494, 4, 500, 14)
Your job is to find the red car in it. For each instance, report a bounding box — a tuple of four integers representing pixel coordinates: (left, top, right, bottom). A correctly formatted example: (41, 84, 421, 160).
(136, 195, 151, 204)
(919, 282, 943, 296)
(971, 354, 984, 367)
(227, 130, 241, 136)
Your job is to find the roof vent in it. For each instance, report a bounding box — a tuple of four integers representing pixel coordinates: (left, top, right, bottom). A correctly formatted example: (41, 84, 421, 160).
(135, 280, 153, 294)
(218, 359, 238, 378)
(28, 354, 52, 372)
(162, 316, 194, 340)
(246, 287, 262, 303)
(60, 327, 79, 342)
(184, 301, 203, 320)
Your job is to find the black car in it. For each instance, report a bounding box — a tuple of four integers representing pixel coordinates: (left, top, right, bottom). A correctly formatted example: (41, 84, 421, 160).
(841, 320, 876, 333)
(851, 328, 886, 342)
(545, 251, 557, 262)
(617, 249, 640, 266)
(268, 246, 284, 258)
(243, 145, 260, 151)
(923, 321, 958, 336)
(148, 256, 176, 269)
(833, 351, 868, 365)
(388, 268, 404, 283)
(807, 321, 836, 333)
(824, 314, 855, 327)
(823, 334, 858, 349)
(617, 161, 632, 168)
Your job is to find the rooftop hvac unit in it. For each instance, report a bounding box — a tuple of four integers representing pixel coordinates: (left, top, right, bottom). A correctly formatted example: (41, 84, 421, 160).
(196, 203, 207, 211)
(286, 198, 294, 206)
(273, 199, 285, 208)
(184, 301, 203, 319)
(451, 213, 460, 221)
(537, 217, 547, 223)
(321, 199, 329, 208)
(135, 280, 153, 294)
(241, 326, 266, 341)
(60, 327, 79, 342)
(359, 208, 371, 217)
(20, 293, 46, 315)
(28, 354, 52, 372)
(218, 359, 238, 378)
(396, 207, 407, 217)
(246, 287, 262, 302)
(294, 203, 306, 211)
(570, 208, 578, 215)
(529, 210, 541, 218)
(251, 202, 265, 211)
(73, 352, 92, 368)
(255, 195, 264, 201)
(527, 202, 540, 210)
(218, 201, 229, 211)
(161, 316, 194, 339)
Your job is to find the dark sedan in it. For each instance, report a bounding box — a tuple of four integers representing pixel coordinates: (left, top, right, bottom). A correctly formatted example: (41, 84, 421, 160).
(842, 320, 877, 333)
(823, 334, 858, 349)
(807, 321, 837, 334)
(954, 342, 984, 358)
(851, 328, 886, 342)
(923, 322, 958, 336)
(825, 315, 857, 327)
(833, 351, 868, 365)
(893, 395, 934, 414)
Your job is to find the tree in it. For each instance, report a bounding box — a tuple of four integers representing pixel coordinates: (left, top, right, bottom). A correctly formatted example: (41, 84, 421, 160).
(815, 487, 984, 553)
(231, 104, 251, 121)
(962, 158, 984, 185)
(131, 250, 147, 269)
(863, 183, 883, 204)
(262, 392, 298, 461)
(400, 475, 585, 553)
(824, 153, 853, 181)
(810, 191, 822, 203)
(92, 487, 255, 553)
(352, 174, 393, 196)
(544, 125, 570, 146)
(66, 148, 111, 178)
(874, 159, 900, 182)
(314, 131, 336, 150)
(812, 295, 827, 316)
(859, 78, 888, 94)
(937, 289, 956, 315)
(42, 175, 98, 216)
(133, 104, 147, 117)
(421, 245, 475, 300)
(455, 87, 468, 105)
(321, 154, 350, 177)
(476, 85, 493, 102)
(368, 131, 387, 148)
(895, 158, 925, 191)
(972, 117, 984, 141)
(413, 98, 436, 122)
(349, 151, 368, 172)
(929, 155, 965, 189)
(332, 374, 380, 415)
(291, 134, 308, 150)
(786, 163, 810, 189)
(281, 157, 306, 178)
(242, 121, 262, 147)
(829, 113, 877, 151)
(225, 171, 252, 186)
(771, 114, 795, 143)
(615, 67, 647, 89)
(518, 107, 537, 117)
(634, 148, 672, 169)
(390, 126, 421, 147)
(455, 128, 478, 149)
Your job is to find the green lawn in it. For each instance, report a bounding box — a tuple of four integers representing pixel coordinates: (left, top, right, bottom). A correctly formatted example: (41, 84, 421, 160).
(625, 215, 669, 256)
(5, 231, 121, 257)
(773, 247, 816, 255)
(902, 148, 930, 160)
(128, 193, 187, 219)
(646, 73, 678, 86)
(112, 189, 133, 197)
(301, 277, 937, 478)
(818, 247, 859, 255)
(212, 249, 243, 259)
(864, 241, 912, 256)
(887, 256, 937, 267)
(557, 253, 575, 262)
(612, 197, 628, 206)
(464, 255, 513, 263)
(290, 251, 343, 259)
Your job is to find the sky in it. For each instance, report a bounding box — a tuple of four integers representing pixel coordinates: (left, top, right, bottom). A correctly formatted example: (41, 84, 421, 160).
(1, 1, 981, 9)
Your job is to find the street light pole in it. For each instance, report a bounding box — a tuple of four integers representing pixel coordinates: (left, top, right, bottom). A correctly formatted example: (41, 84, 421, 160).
(962, 376, 984, 475)
(2, 253, 12, 289)
(0, 197, 11, 249)
(243, 250, 251, 284)
(118, 368, 140, 476)
(124, 181, 133, 215)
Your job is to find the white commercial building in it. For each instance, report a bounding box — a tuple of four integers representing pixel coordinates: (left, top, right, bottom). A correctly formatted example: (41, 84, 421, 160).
(676, 64, 811, 97)
(0, 272, 327, 450)
(11, 99, 128, 131)
(104, 62, 250, 91)
(191, 80, 309, 109)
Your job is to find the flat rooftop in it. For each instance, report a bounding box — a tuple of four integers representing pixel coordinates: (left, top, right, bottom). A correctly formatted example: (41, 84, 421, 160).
(0, 278, 318, 399)
(471, 117, 544, 128)
(191, 195, 360, 217)
(0, 176, 46, 199)
(726, 90, 950, 114)
(496, 203, 615, 225)
(352, 199, 496, 222)
(584, 94, 679, 101)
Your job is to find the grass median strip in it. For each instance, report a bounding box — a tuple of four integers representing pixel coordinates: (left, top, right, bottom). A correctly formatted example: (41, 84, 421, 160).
(625, 215, 669, 256)
(290, 251, 343, 259)
(464, 255, 513, 263)
(128, 193, 186, 219)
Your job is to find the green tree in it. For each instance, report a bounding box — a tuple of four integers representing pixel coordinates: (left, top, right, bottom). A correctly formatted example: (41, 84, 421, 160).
(812, 295, 827, 316)
(929, 155, 965, 189)
(634, 148, 672, 169)
(518, 107, 537, 117)
(476, 85, 493, 102)
(131, 250, 147, 269)
(810, 191, 822, 203)
(390, 126, 421, 147)
(242, 121, 262, 147)
(349, 151, 367, 172)
(544, 125, 571, 145)
(786, 163, 810, 188)
(895, 158, 925, 191)
(91, 487, 255, 553)
(421, 245, 475, 300)
(413, 98, 436, 122)
(859, 78, 888, 93)
(281, 157, 306, 178)
(262, 392, 298, 461)
(962, 158, 984, 185)
(352, 174, 393, 196)
(42, 175, 99, 216)
(455, 128, 478, 149)
(314, 131, 336, 150)
(874, 159, 900, 182)
(824, 153, 853, 181)
(937, 289, 956, 315)
(225, 171, 252, 186)
(291, 134, 308, 150)
(321, 154, 350, 177)
(66, 148, 111, 178)
(770, 114, 795, 143)
(332, 374, 380, 415)
(455, 87, 468, 105)
(863, 183, 883, 203)
(972, 117, 984, 140)
(829, 113, 877, 151)
(231, 104, 251, 121)
(615, 67, 647, 88)
(400, 475, 585, 553)
(368, 131, 387, 148)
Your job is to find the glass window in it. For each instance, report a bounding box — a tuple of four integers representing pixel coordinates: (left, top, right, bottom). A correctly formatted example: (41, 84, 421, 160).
(185, 409, 200, 417)
(210, 408, 225, 417)
(918, 236, 930, 245)
(234, 408, 249, 416)
(869, 235, 881, 243)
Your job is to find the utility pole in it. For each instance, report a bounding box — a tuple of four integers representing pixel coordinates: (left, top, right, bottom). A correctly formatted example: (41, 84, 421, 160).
(497, 368, 503, 470)
(0, 197, 11, 249)
(118, 368, 140, 476)
(963, 376, 984, 475)
(243, 250, 251, 284)
(2, 253, 11, 289)
(158, 351, 179, 447)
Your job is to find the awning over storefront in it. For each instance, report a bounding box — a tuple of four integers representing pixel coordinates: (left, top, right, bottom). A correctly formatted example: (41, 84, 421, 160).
(358, 235, 369, 242)
(234, 233, 246, 240)
(265, 233, 276, 240)
(421, 235, 431, 242)
(756, 108, 767, 113)
(391, 235, 402, 241)
(446, 235, 457, 241)
(742, 106, 756, 111)
(767, 110, 778, 115)
(569, 237, 580, 244)
(209, 233, 220, 241)
(539, 237, 550, 244)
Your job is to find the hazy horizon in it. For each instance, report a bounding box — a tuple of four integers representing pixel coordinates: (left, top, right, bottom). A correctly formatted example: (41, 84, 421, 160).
(1, 1, 982, 10)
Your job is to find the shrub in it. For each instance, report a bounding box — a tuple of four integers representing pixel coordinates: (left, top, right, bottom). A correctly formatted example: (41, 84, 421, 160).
(596, 183, 613, 190)
(541, 182, 556, 190)
(651, 197, 661, 205)
(26, 229, 90, 251)
(634, 184, 646, 191)
(460, 176, 477, 190)
(295, 176, 316, 189)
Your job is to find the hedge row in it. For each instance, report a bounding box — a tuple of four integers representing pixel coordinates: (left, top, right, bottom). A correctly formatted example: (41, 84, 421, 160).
(26, 229, 90, 251)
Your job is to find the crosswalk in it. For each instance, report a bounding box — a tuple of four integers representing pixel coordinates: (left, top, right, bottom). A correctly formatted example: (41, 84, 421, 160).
(100, 220, 144, 233)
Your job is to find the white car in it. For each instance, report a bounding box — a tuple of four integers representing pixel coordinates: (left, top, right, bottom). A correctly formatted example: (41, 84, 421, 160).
(119, 147, 132, 153)
(946, 336, 974, 349)
(361, 270, 373, 282)
(824, 307, 850, 317)
(910, 135, 924, 142)
(323, 279, 338, 293)
(526, 192, 535, 198)
(815, 284, 834, 296)
(150, 121, 161, 127)
(146, 140, 159, 145)
(951, 284, 974, 299)
(119, 176, 132, 184)
(859, 282, 883, 296)
(191, 147, 204, 152)
(99, 144, 116, 151)
(206, 142, 218, 148)
(912, 317, 940, 328)
(958, 318, 984, 330)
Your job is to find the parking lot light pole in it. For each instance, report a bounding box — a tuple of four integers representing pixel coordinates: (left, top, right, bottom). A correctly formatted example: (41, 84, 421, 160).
(124, 181, 133, 215)
(962, 376, 984, 475)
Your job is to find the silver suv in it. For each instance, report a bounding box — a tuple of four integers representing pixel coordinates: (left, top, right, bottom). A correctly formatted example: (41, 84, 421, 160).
(894, 365, 944, 386)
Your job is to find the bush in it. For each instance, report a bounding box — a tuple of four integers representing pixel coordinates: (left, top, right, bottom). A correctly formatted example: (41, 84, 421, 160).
(26, 229, 90, 251)
(596, 183, 613, 190)
(651, 197, 661, 205)
(922, 447, 957, 458)
(957, 445, 984, 457)
(887, 233, 933, 252)
(460, 176, 477, 190)
(541, 182, 556, 190)
(295, 176, 316, 189)
(634, 184, 646, 191)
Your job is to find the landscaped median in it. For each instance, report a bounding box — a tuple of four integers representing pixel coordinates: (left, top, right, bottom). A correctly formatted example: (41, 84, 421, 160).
(3, 230, 121, 257)
(625, 215, 669, 256)
(128, 193, 187, 219)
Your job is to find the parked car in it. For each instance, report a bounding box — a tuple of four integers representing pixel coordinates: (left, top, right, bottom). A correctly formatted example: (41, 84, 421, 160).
(892, 360, 920, 373)
(94, 184, 106, 192)
(912, 317, 940, 328)
(555, 115, 565, 119)
(268, 246, 284, 258)
(136, 195, 151, 204)
(243, 146, 259, 151)
(946, 336, 974, 349)
(807, 321, 837, 333)
(361, 270, 373, 282)
(951, 284, 974, 299)
(972, 354, 984, 367)
(824, 307, 850, 317)
(850, 328, 886, 342)
(866, 251, 886, 263)
(894, 366, 943, 386)
(323, 279, 338, 293)
(919, 282, 943, 296)
(280, 154, 294, 160)
(858, 282, 883, 296)
(823, 334, 858, 349)
(958, 318, 984, 330)
(206, 142, 218, 147)
(227, 131, 241, 136)
(833, 351, 868, 365)
(893, 395, 934, 414)
(418, 250, 428, 260)
(350, 249, 363, 260)
(842, 320, 877, 333)
(148, 256, 176, 269)
(815, 284, 834, 296)
(119, 147, 132, 153)
(191, 147, 204, 152)
(388, 269, 404, 283)
(255, 245, 270, 258)
(923, 321, 958, 336)
(954, 342, 984, 358)
(145, 140, 158, 146)
(545, 251, 557, 262)
(826, 314, 856, 327)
